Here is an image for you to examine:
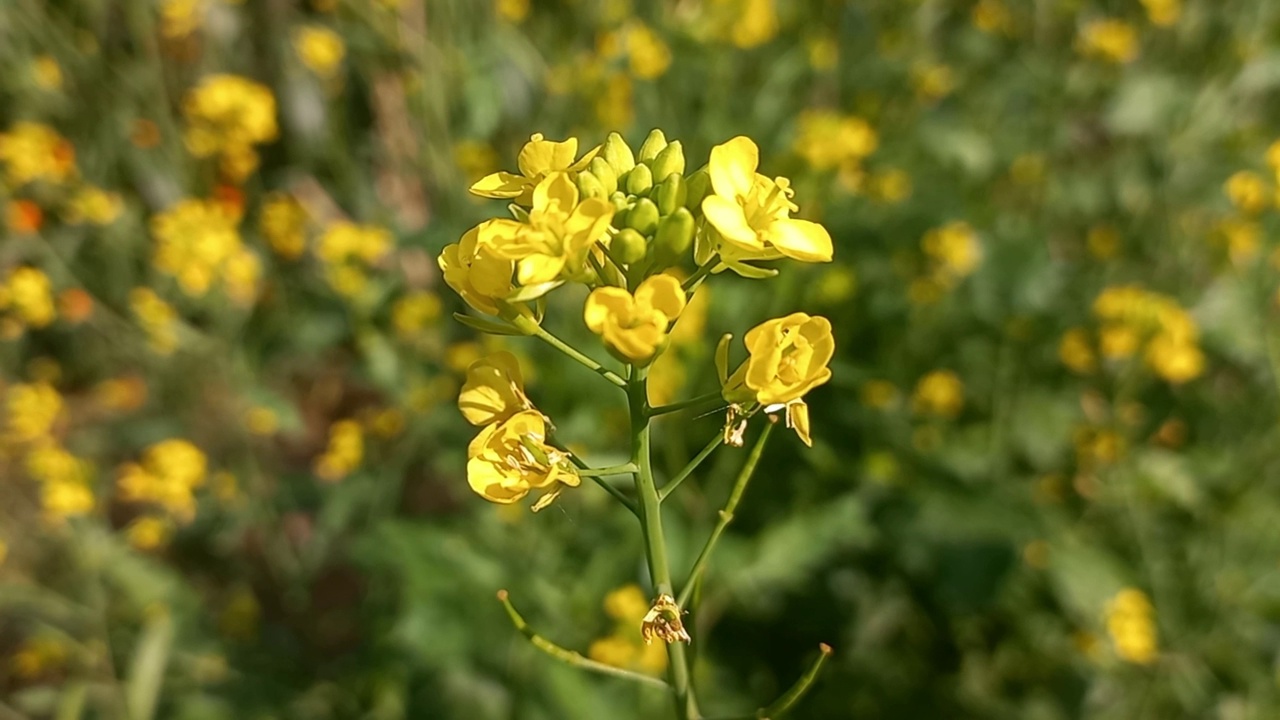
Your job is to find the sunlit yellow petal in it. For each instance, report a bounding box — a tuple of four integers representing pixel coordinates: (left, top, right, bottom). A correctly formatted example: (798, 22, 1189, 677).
(769, 219, 834, 262)
(702, 195, 759, 248)
(708, 136, 759, 199)
(635, 275, 686, 320)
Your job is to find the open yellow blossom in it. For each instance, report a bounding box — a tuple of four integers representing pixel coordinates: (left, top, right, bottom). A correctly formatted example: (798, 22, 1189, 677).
(152, 199, 249, 297)
(1077, 19, 1139, 64)
(466, 410, 579, 510)
(183, 75, 278, 182)
(439, 221, 518, 315)
(0, 122, 76, 187)
(584, 275, 687, 364)
(458, 351, 531, 426)
(470, 134, 598, 205)
(912, 370, 964, 419)
(294, 25, 346, 78)
(701, 136, 833, 275)
(3, 267, 57, 328)
(1106, 588, 1158, 664)
(478, 172, 614, 288)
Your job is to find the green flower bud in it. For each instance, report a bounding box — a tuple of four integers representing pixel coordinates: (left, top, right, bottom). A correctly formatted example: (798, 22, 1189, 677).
(625, 163, 654, 196)
(576, 170, 607, 200)
(684, 167, 711, 213)
(626, 198, 660, 236)
(612, 228, 647, 264)
(650, 141, 685, 181)
(652, 173, 687, 216)
(601, 132, 635, 175)
(637, 129, 668, 163)
(589, 156, 619, 195)
(653, 207, 695, 268)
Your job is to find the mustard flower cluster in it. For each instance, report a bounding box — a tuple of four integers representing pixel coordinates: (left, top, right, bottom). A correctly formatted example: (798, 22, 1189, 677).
(1105, 588, 1158, 664)
(182, 74, 278, 182)
(151, 198, 261, 303)
(1059, 285, 1204, 384)
(3, 382, 96, 525)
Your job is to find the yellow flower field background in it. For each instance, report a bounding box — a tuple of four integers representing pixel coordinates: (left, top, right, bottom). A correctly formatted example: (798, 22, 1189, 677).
(3, 0, 1280, 717)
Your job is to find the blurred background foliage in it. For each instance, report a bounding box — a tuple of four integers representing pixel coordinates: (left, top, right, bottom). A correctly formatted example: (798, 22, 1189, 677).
(2, 0, 1280, 718)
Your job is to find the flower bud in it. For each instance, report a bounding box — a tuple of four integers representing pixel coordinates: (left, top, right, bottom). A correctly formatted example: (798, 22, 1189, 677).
(626, 198, 660, 236)
(609, 192, 631, 229)
(653, 207, 695, 267)
(589, 156, 618, 195)
(653, 173, 686, 216)
(684, 168, 711, 213)
(650, 141, 685, 181)
(625, 163, 654, 196)
(637, 129, 668, 163)
(601, 132, 635, 175)
(575, 170, 607, 200)
(612, 228, 648, 264)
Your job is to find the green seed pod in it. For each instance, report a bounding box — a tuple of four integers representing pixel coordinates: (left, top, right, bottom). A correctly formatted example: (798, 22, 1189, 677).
(626, 198, 661, 236)
(601, 132, 635, 175)
(637, 129, 668, 163)
(575, 170, 607, 200)
(650, 141, 685, 181)
(589, 156, 618, 195)
(652, 173, 687, 216)
(653, 207, 695, 267)
(684, 167, 712, 213)
(625, 163, 654, 196)
(612, 228, 648, 264)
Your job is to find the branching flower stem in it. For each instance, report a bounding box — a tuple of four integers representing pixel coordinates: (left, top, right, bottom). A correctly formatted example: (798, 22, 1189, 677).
(629, 366, 700, 720)
(648, 392, 726, 418)
(512, 316, 627, 388)
(659, 434, 724, 502)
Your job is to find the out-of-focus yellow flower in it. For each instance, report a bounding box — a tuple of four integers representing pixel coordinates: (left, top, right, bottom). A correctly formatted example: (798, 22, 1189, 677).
(584, 275, 687, 365)
(2, 267, 57, 329)
(1059, 328, 1097, 374)
(117, 439, 208, 522)
(1106, 588, 1158, 664)
(244, 406, 279, 436)
(64, 185, 123, 225)
(470, 134, 598, 205)
(702, 136, 833, 274)
(732, 0, 779, 49)
(183, 75, 278, 182)
(466, 410, 579, 510)
(732, 312, 834, 406)
(454, 140, 500, 185)
(1091, 285, 1204, 382)
(11, 636, 68, 679)
(41, 474, 96, 524)
(151, 199, 250, 297)
(912, 370, 964, 419)
(1077, 19, 1139, 64)
(478, 172, 614, 288)
(315, 221, 392, 298)
(294, 26, 346, 78)
(860, 380, 898, 410)
(626, 23, 672, 80)
(589, 585, 668, 673)
(160, 0, 204, 39)
(127, 515, 174, 550)
(1217, 219, 1261, 265)
(314, 419, 363, 482)
(495, 0, 529, 23)
(806, 35, 838, 70)
(971, 0, 1012, 34)
(1140, 0, 1181, 27)
(867, 167, 913, 203)
(793, 110, 878, 171)
(1086, 224, 1121, 259)
(4, 382, 62, 444)
(814, 266, 856, 305)
(921, 222, 982, 288)
(1145, 333, 1204, 384)
(392, 291, 442, 339)
(458, 351, 531, 426)
(1267, 139, 1280, 173)
(0, 122, 76, 187)
(445, 342, 484, 373)
(259, 193, 309, 260)
(129, 288, 180, 355)
(913, 62, 956, 102)
(93, 375, 148, 412)
(1224, 171, 1270, 214)
(32, 56, 63, 90)
(596, 72, 635, 130)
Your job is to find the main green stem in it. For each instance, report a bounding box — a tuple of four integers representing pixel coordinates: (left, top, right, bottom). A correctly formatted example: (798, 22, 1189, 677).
(629, 367, 699, 720)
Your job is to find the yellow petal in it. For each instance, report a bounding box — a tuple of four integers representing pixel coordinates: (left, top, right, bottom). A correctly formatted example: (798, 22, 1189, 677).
(635, 274, 686, 320)
(768, 219, 833, 262)
(518, 134, 578, 178)
(564, 197, 615, 253)
(584, 287, 634, 334)
(469, 171, 527, 199)
(702, 195, 759, 249)
(458, 351, 527, 426)
(788, 401, 813, 447)
(467, 456, 526, 503)
(708, 136, 758, 199)
(533, 171, 579, 211)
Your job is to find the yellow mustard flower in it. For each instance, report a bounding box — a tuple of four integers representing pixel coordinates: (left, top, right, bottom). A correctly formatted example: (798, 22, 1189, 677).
(701, 136, 833, 274)
(1224, 170, 1270, 214)
(793, 110, 878, 171)
(626, 23, 672, 80)
(64, 185, 124, 225)
(294, 25, 346, 78)
(160, 0, 203, 39)
(922, 221, 982, 285)
(731, 0, 779, 49)
(314, 419, 363, 482)
(127, 515, 174, 550)
(4, 267, 57, 328)
(477, 171, 614, 288)
(495, 0, 529, 23)
(1140, 0, 1180, 27)
(458, 351, 531, 426)
(259, 192, 309, 259)
(1059, 328, 1097, 374)
(5, 382, 62, 443)
(466, 410, 579, 510)
(912, 370, 964, 419)
(470, 133, 598, 205)
(183, 74, 278, 182)
(971, 0, 1012, 35)
(584, 274, 687, 365)
(1077, 19, 1139, 64)
(0, 122, 76, 187)
(1145, 333, 1204, 384)
(244, 406, 279, 436)
(32, 55, 63, 91)
(117, 439, 208, 522)
(1218, 219, 1261, 265)
(912, 62, 956, 102)
(151, 199, 248, 297)
(596, 72, 635, 130)
(392, 291, 442, 339)
(859, 380, 898, 410)
(1106, 588, 1158, 664)
(439, 221, 517, 315)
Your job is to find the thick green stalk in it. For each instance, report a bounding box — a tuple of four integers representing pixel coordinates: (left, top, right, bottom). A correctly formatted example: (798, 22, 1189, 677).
(629, 368, 699, 720)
